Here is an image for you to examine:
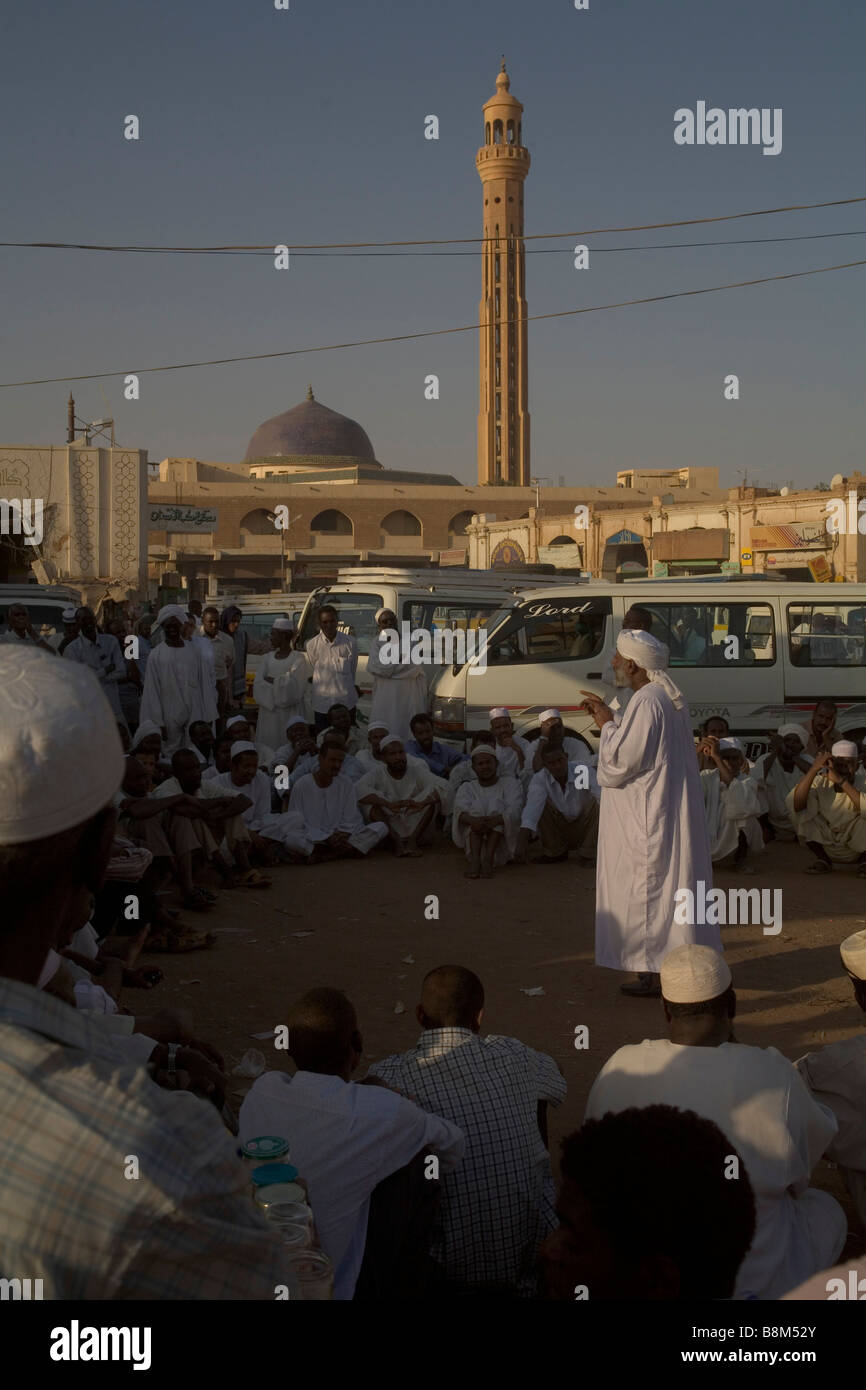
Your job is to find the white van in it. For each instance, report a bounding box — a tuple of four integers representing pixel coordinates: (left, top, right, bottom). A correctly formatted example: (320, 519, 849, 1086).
(294, 567, 582, 723)
(429, 577, 866, 760)
(0, 583, 82, 648)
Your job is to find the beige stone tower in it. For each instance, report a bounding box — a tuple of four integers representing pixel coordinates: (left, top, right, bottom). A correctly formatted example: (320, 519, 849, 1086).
(476, 61, 530, 486)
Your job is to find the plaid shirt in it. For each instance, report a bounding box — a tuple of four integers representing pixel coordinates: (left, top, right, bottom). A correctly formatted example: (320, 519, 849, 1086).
(0, 979, 292, 1299)
(369, 1028, 566, 1293)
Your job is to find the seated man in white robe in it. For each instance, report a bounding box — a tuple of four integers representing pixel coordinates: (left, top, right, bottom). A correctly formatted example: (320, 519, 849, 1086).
(516, 745, 599, 865)
(489, 708, 533, 785)
(225, 713, 275, 773)
(322, 702, 366, 756)
(698, 736, 763, 869)
(448, 733, 498, 795)
(153, 748, 253, 892)
(356, 736, 443, 858)
(749, 724, 812, 842)
(210, 743, 307, 867)
(585, 945, 846, 1301)
(185, 719, 215, 769)
(286, 729, 364, 786)
(796, 929, 866, 1235)
(452, 745, 523, 879)
(356, 721, 430, 777)
(787, 741, 866, 877)
(531, 708, 596, 776)
(270, 715, 317, 775)
(288, 744, 388, 863)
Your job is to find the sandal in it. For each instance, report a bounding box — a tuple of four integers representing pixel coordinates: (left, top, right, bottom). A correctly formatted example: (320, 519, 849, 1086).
(237, 869, 272, 889)
(805, 860, 832, 875)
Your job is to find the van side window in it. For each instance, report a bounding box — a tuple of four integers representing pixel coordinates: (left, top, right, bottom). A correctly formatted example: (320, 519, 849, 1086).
(787, 604, 865, 667)
(487, 598, 611, 665)
(640, 603, 775, 667)
(407, 601, 500, 633)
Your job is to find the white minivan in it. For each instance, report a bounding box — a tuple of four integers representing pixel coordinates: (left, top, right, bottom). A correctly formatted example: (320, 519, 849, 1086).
(429, 576, 866, 761)
(293, 567, 582, 723)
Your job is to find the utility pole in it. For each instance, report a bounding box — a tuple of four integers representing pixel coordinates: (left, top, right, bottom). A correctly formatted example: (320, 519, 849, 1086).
(67, 394, 75, 443)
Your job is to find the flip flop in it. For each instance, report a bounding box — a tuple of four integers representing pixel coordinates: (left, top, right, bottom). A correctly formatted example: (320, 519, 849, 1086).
(237, 869, 272, 889)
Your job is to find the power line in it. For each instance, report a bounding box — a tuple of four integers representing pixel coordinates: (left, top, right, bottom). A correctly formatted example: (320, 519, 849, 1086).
(2, 194, 864, 256)
(2, 256, 863, 390)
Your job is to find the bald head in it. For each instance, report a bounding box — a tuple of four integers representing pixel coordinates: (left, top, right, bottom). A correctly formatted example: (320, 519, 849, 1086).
(286, 987, 361, 1076)
(418, 965, 484, 1031)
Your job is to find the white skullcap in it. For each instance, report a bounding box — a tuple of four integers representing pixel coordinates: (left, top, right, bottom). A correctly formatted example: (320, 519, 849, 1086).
(718, 737, 745, 755)
(778, 724, 808, 745)
(489, 707, 509, 720)
(130, 720, 162, 750)
(226, 714, 248, 729)
(367, 721, 390, 734)
(470, 743, 499, 761)
(539, 708, 561, 724)
(661, 945, 732, 1004)
(616, 629, 685, 711)
(284, 715, 307, 730)
(316, 727, 346, 747)
(61, 606, 77, 622)
(155, 603, 188, 628)
(230, 741, 257, 758)
(841, 930, 866, 980)
(831, 740, 859, 759)
(271, 618, 293, 631)
(380, 735, 403, 751)
(0, 649, 125, 844)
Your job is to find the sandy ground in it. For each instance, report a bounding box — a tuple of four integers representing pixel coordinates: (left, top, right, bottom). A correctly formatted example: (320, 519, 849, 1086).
(143, 835, 866, 1258)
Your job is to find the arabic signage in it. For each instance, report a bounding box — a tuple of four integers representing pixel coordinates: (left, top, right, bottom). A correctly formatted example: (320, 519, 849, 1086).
(148, 504, 218, 533)
(490, 538, 526, 567)
(751, 522, 829, 551)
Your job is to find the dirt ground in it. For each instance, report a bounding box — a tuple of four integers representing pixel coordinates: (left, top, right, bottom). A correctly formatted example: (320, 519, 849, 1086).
(146, 836, 866, 1258)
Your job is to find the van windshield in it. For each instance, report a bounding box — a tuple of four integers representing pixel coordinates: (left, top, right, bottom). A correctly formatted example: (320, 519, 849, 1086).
(296, 592, 384, 654)
(484, 597, 612, 664)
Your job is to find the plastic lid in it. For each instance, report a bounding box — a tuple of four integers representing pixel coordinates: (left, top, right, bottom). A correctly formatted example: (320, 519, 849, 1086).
(240, 1136, 289, 1160)
(254, 1182, 307, 1209)
(251, 1162, 299, 1187)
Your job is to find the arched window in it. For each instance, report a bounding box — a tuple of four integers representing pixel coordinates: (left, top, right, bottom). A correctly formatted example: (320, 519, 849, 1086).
(548, 535, 579, 546)
(239, 508, 278, 536)
(493, 120, 503, 145)
(310, 509, 353, 535)
(506, 120, 515, 144)
(517, 122, 522, 143)
(485, 122, 491, 144)
(380, 509, 422, 537)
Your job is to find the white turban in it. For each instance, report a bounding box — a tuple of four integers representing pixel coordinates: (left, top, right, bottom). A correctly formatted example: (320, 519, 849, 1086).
(130, 720, 162, 750)
(226, 715, 248, 729)
(616, 630, 685, 712)
(272, 618, 293, 632)
(660, 945, 732, 1003)
(489, 707, 509, 721)
(539, 708, 561, 725)
(841, 929, 866, 981)
(831, 740, 859, 759)
(230, 741, 257, 758)
(380, 735, 403, 751)
(155, 603, 188, 628)
(0, 649, 125, 844)
(778, 724, 808, 746)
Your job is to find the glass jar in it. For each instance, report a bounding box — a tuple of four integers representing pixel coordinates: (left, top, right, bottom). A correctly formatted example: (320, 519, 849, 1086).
(239, 1136, 290, 1175)
(287, 1249, 334, 1301)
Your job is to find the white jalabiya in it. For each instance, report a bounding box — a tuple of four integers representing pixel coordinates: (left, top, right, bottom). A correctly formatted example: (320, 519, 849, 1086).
(209, 769, 307, 853)
(786, 776, 866, 862)
(586, 1039, 845, 1300)
(493, 734, 534, 785)
(700, 769, 765, 861)
(253, 650, 309, 749)
(366, 633, 428, 744)
(796, 1037, 866, 1233)
(748, 752, 812, 838)
(289, 773, 388, 856)
(452, 775, 524, 865)
(139, 641, 217, 752)
(355, 759, 445, 839)
(594, 683, 717, 972)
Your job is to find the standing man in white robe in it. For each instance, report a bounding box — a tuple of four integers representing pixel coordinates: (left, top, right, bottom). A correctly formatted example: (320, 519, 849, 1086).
(63, 607, 127, 725)
(253, 620, 308, 750)
(601, 605, 657, 727)
(452, 746, 523, 879)
(580, 629, 716, 998)
(289, 744, 388, 861)
(356, 736, 443, 857)
(139, 607, 217, 753)
(305, 604, 359, 733)
(367, 608, 427, 744)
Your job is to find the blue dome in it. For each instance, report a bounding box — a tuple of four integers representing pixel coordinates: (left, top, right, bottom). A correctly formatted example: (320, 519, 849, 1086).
(244, 388, 377, 465)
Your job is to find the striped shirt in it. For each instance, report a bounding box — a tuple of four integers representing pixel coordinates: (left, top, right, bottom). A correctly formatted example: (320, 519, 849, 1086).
(0, 978, 291, 1299)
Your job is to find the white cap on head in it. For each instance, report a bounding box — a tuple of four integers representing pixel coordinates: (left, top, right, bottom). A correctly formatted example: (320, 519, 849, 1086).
(489, 707, 509, 721)
(130, 720, 162, 750)
(718, 737, 745, 755)
(230, 741, 257, 758)
(316, 727, 347, 747)
(660, 945, 732, 1004)
(271, 618, 293, 632)
(539, 708, 561, 725)
(61, 606, 77, 622)
(0, 649, 125, 844)
(284, 715, 306, 731)
(226, 715, 248, 729)
(831, 740, 859, 759)
(470, 743, 499, 762)
(155, 603, 189, 628)
(840, 929, 866, 980)
(380, 735, 403, 751)
(367, 721, 390, 734)
(778, 723, 808, 745)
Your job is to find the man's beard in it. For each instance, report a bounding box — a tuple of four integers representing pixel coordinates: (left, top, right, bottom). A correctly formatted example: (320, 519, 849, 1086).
(613, 668, 629, 687)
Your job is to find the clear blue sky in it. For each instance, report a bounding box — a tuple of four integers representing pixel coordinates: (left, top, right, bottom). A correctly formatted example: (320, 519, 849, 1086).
(1, 0, 863, 489)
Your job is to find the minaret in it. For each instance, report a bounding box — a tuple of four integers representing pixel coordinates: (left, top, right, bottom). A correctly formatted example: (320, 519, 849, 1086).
(476, 61, 530, 486)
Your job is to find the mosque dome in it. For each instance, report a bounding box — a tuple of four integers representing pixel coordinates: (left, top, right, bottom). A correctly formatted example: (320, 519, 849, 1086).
(243, 385, 379, 467)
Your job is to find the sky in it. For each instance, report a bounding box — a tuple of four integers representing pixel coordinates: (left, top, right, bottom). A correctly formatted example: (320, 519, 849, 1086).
(0, 0, 863, 490)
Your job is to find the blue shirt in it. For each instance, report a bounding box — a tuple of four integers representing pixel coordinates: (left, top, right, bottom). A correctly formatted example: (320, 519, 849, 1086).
(406, 739, 467, 777)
